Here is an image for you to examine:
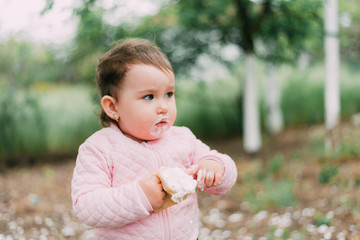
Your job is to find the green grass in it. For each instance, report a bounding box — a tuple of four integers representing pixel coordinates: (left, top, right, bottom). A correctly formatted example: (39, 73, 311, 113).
(0, 88, 46, 157)
(280, 62, 360, 126)
(310, 122, 360, 162)
(318, 164, 338, 184)
(175, 74, 242, 138)
(37, 84, 101, 154)
(0, 83, 100, 162)
(242, 156, 297, 212)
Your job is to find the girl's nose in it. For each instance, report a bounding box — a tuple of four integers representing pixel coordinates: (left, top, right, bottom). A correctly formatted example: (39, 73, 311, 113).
(156, 100, 168, 115)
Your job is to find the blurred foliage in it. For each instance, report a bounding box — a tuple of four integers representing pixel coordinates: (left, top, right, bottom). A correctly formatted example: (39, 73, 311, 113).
(34, 0, 359, 85)
(280, 63, 360, 127)
(0, 38, 101, 165)
(339, 0, 360, 62)
(311, 113, 360, 163)
(36, 0, 360, 82)
(176, 0, 322, 61)
(318, 164, 338, 184)
(244, 178, 296, 212)
(69, 0, 111, 83)
(40, 0, 54, 15)
(38, 0, 358, 85)
(315, 213, 332, 227)
(1, 0, 360, 165)
(1, 41, 360, 163)
(0, 83, 100, 168)
(25, 0, 360, 88)
(36, 85, 101, 154)
(0, 39, 67, 84)
(243, 155, 296, 212)
(0, 39, 69, 165)
(268, 155, 283, 176)
(175, 75, 242, 138)
(125, 0, 323, 75)
(355, 178, 360, 188)
(47, 0, 326, 81)
(0, 85, 46, 162)
(266, 227, 290, 240)
(281, 70, 324, 126)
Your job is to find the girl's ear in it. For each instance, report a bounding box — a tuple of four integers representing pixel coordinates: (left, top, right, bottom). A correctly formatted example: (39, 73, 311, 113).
(101, 95, 119, 121)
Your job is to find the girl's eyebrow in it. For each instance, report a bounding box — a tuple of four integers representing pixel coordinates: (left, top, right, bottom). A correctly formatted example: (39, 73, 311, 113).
(137, 84, 175, 93)
(167, 84, 175, 90)
(137, 87, 157, 93)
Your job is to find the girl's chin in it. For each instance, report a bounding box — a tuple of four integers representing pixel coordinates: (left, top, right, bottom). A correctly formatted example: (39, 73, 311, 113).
(150, 124, 170, 138)
(124, 125, 171, 142)
(127, 132, 163, 143)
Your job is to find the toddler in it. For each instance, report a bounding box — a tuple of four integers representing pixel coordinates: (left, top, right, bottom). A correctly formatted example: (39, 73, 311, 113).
(71, 38, 237, 240)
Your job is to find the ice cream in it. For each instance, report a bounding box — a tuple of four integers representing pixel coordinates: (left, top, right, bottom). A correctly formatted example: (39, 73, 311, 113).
(154, 167, 197, 212)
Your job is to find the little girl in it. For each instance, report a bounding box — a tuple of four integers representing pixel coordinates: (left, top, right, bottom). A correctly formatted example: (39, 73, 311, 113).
(71, 38, 237, 240)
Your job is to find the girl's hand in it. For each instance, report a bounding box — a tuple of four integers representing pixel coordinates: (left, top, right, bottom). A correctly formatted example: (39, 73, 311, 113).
(139, 175, 165, 210)
(186, 159, 224, 191)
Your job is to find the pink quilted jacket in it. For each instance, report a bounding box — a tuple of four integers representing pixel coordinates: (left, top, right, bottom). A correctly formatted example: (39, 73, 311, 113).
(71, 123, 237, 240)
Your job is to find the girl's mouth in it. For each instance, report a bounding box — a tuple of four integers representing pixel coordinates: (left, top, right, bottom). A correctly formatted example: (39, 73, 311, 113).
(150, 115, 170, 137)
(155, 119, 169, 127)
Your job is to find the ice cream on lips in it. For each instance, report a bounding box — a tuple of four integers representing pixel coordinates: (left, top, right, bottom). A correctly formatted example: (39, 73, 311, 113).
(150, 114, 170, 137)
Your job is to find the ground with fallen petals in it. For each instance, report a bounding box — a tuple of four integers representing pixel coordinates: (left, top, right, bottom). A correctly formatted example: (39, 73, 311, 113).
(1, 123, 360, 240)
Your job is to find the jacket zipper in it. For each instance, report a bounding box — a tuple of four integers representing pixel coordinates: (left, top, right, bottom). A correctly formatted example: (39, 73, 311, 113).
(153, 147, 170, 239)
(145, 143, 164, 168)
(162, 209, 171, 240)
(144, 143, 170, 239)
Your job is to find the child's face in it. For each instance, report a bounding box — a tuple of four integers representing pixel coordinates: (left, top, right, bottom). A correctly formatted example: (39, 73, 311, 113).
(115, 64, 177, 142)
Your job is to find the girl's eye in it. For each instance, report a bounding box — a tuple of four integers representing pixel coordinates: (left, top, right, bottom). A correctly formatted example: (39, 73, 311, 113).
(166, 92, 173, 98)
(143, 94, 154, 100)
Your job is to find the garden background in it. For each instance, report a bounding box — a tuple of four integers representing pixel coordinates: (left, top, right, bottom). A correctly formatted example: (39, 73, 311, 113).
(1, 0, 360, 239)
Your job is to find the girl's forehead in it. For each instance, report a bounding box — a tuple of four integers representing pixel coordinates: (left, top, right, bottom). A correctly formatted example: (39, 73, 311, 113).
(125, 65, 174, 82)
(124, 64, 174, 86)
(127, 63, 173, 76)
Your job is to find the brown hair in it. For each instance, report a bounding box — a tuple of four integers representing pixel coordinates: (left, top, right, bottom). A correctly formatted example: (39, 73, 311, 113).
(96, 38, 173, 126)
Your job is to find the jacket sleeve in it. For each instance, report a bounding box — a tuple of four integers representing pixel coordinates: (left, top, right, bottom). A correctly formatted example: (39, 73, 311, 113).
(71, 141, 150, 228)
(184, 128, 238, 196)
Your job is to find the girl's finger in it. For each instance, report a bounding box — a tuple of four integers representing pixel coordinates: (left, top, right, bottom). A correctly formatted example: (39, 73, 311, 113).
(205, 171, 214, 188)
(155, 175, 161, 184)
(197, 169, 206, 191)
(213, 172, 222, 187)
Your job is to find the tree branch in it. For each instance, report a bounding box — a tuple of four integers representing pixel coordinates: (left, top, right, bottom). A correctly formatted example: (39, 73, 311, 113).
(234, 0, 254, 53)
(252, 0, 273, 35)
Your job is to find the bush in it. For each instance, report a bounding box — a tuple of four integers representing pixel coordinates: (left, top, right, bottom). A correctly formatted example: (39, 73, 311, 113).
(0, 84, 100, 167)
(243, 159, 296, 212)
(175, 77, 242, 139)
(281, 62, 360, 127)
(37, 84, 100, 154)
(0, 84, 46, 160)
(280, 66, 324, 126)
(318, 164, 338, 184)
(244, 177, 296, 212)
(1, 58, 360, 164)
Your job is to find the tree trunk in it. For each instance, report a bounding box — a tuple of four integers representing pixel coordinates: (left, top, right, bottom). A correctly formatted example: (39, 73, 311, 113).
(324, 0, 340, 151)
(243, 53, 261, 153)
(264, 62, 283, 134)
